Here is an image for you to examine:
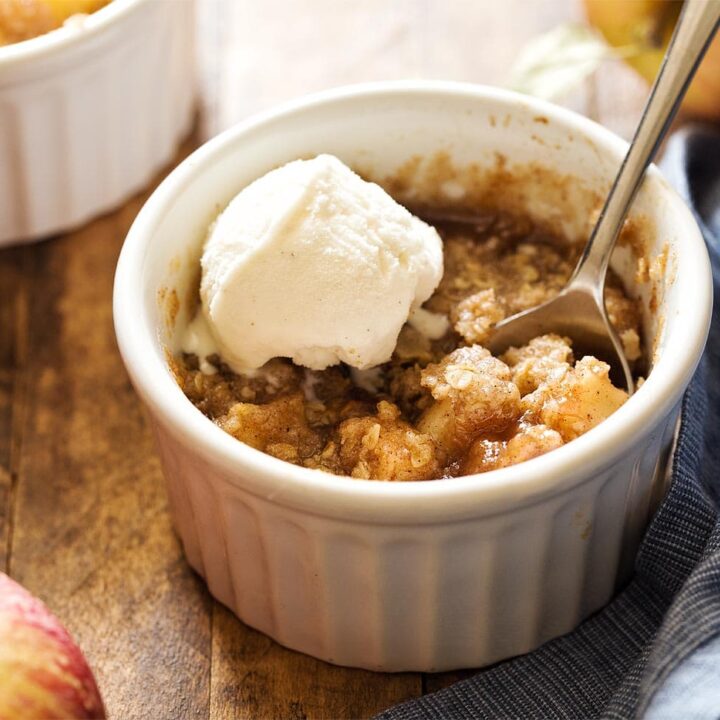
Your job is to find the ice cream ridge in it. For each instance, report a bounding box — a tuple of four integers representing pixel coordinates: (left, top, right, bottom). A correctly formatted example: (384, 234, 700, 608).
(188, 154, 445, 372)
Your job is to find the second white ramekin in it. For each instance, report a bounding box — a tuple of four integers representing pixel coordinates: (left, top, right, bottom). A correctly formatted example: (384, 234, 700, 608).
(0, 0, 195, 246)
(114, 82, 712, 672)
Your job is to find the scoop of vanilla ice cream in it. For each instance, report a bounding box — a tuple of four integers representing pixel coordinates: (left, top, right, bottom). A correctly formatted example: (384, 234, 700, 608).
(200, 154, 443, 371)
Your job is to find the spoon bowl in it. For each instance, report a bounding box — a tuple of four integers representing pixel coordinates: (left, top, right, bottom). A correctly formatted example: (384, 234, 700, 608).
(487, 286, 634, 391)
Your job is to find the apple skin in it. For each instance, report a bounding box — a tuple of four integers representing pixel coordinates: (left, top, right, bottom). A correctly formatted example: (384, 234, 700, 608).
(683, 38, 720, 120)
(584, 0, 720, 120)
(0, 573, 105, 719)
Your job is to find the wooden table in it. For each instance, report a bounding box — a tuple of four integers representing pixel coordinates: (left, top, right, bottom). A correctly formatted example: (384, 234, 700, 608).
(0, 1, 646, 717)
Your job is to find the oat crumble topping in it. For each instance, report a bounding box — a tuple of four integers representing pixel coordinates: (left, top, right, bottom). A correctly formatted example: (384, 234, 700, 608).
(173, 209, 642, 481)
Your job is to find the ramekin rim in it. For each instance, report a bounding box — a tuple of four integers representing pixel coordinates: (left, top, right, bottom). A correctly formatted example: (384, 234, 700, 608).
(0, 0, 144, 66)
(113, 80, 713, 520)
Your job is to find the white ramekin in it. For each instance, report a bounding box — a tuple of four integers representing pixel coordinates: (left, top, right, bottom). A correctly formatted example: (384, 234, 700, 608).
(0, 0, 195, 246)
(113, 82, 712, 672)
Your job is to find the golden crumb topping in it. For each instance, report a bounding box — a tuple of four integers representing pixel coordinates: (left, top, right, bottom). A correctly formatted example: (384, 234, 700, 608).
(176, 208, 641, 480)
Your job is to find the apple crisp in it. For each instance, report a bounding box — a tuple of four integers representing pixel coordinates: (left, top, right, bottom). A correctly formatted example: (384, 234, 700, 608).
(0, 0, 109, 45)
(174, 209, 642, 481)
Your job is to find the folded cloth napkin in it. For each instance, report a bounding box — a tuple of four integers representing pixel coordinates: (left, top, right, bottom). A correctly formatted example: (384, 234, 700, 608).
(377, 124, 720, 720)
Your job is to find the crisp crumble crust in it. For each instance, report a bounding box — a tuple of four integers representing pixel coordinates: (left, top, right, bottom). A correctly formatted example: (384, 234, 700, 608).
(176, 208, 642, 480)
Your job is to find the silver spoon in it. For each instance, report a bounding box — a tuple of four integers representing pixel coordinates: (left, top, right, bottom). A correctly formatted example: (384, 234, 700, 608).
(488, 0, 720, 394)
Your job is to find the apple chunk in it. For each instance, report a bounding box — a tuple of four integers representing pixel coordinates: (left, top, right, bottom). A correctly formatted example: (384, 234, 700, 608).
(0, 573, 105, 719)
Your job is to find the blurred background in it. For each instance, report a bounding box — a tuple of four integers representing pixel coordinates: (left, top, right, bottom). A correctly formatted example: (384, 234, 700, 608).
(195, 0, 655, 142)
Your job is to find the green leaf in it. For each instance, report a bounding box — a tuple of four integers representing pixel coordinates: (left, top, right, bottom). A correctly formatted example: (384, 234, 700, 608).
(509, 23, 621, 100)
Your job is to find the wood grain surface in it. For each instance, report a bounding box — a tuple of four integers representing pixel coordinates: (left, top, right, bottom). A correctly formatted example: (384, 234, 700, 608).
(0, 1, 646, 718)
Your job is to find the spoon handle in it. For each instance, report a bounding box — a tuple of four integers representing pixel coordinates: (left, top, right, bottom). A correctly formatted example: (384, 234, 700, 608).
(571, 0, 720, 292)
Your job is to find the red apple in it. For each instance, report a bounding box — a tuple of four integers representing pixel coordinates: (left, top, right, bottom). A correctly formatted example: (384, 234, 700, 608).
(0, 573, 105, 719)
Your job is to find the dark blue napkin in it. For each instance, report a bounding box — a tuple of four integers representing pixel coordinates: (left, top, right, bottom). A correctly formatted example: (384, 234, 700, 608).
(377, 125, 720, 720)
